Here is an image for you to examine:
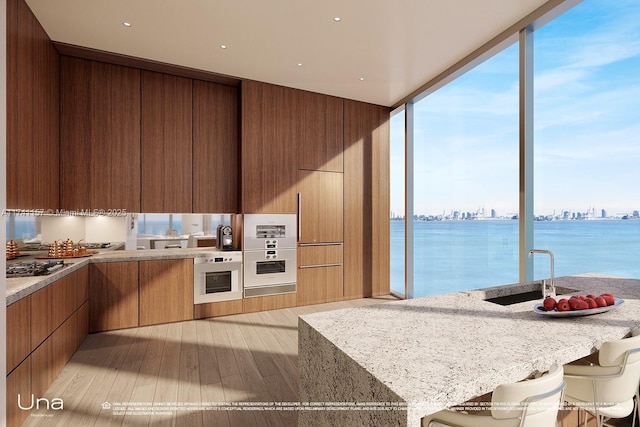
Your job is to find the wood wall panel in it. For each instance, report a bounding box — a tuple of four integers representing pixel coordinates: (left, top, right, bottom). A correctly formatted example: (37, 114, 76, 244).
(298, 92, 344, 172)
(60, 57, 141, 212)
(241, 80, 298, 213)
(89, 262, 140, 332)
(7, 296, 31, 373)
(193, 81, 240, 213)
(141, 71, 193, 212)
(343, 100, 391, 299)
(139, 259, 194, 326)
(6, 0, 59, 209)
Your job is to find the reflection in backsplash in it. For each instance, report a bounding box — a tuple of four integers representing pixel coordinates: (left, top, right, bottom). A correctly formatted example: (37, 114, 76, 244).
(5, 212, 231, 251)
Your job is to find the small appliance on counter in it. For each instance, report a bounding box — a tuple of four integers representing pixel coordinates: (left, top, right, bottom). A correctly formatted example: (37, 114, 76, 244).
(216, 225, 234, 251)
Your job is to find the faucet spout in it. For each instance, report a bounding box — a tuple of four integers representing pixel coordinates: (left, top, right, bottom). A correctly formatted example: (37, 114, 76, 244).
(528, 249, 555, 298)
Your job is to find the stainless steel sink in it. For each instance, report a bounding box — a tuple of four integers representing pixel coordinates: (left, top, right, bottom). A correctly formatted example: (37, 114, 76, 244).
(484, 285, 579, 306)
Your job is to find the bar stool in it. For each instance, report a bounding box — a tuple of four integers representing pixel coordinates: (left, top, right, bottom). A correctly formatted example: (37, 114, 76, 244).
(422, 363, 565, 427)
(563, 331, 640, 427)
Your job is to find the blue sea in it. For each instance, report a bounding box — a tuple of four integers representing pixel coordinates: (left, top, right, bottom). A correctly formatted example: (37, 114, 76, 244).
(390, 219, 640, 297)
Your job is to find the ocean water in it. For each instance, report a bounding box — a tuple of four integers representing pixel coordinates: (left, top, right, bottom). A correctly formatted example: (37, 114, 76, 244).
(391, 219, 640, 297)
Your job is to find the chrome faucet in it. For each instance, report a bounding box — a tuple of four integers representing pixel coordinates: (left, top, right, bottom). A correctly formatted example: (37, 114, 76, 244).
(528, 249, 555, 298)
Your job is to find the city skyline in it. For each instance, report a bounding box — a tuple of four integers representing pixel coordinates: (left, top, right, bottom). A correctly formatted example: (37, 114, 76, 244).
(390, 0, 640, 217)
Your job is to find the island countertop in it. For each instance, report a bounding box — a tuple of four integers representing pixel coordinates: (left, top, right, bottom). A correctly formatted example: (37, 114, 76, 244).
(6, 247, 221, 305)
(298, 275, 640, 426)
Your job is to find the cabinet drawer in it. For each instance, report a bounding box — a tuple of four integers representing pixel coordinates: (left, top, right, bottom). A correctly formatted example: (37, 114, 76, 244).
(7, 297, 31, 373)
(298, 244, 343, 267)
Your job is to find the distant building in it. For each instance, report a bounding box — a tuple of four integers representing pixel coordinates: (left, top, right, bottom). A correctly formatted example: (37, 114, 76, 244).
(601, 209, 607, 218)
(491, 209, 496, 219)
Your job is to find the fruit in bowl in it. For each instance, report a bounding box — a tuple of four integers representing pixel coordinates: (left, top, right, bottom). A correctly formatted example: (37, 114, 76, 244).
(540, 293, 616, 311)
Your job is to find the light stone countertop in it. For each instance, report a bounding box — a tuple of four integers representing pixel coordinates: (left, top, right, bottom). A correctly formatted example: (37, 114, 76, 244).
(6, 247, 224, 305)
(298, 274, 640, 426)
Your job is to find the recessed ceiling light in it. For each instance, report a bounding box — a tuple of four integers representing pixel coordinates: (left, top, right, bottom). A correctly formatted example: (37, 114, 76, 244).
(220, 45, 228, 49)
(359, 77, 365, 81)
(333, 17, 341, 22)
(123, 22, 132, 27)
(297, 63, 303, 67)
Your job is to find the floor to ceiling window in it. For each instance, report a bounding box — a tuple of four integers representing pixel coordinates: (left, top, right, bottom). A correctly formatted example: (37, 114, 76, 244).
(393, 0, 640, 298)
(411, 43, 520, 297)
(533, 0, 640, 279)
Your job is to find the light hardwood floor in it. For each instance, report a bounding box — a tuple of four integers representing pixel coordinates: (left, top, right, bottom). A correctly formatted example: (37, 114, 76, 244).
(22, 296, 397, 427)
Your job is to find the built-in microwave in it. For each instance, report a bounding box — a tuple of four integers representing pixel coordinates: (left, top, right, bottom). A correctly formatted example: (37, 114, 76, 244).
(193, 252, 242, 304)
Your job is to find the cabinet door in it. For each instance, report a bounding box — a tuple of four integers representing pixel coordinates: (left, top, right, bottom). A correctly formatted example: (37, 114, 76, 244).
(139, 259, 194, 326)
(7, 296, 31, 373)
(297, 244, 343, 305)
(6, 357, 31, 427)
(298, 91, 343, 172)
(297, 170, 343, 244)
(141, 71, 193, 212)
(60, 57, 141, 212)
(297, 265, 343, 306)
(343, 100, 390, 298)
(89, 262, 139, 332)
(6, 0, 59, 209)
(241, 80, 298, 213)
(193, 81, 239, 213)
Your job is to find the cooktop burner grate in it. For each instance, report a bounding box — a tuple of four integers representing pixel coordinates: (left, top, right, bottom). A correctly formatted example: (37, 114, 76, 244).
(6, 260, 66, 278)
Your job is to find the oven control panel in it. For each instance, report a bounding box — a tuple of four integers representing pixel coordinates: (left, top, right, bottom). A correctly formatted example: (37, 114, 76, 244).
(195, 251, 242, 264)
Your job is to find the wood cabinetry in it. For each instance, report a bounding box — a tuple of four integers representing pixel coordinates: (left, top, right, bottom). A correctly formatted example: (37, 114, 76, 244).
(298, 91, 344, 172)
(297, 170, 343, 244)
(6, 0, 59, 209)
(6, 266, 89, 427)
(89, 262, 139, 332)
(7, 296, 31, 374)
(297, 245, 343, 306)
(241, 80, 298, 213)
(193, 81, 240, 213)
(141, 71, 193, 212)
(343, 100, 391, 299)
(60, 57, 141, 212)
(139, 259, 194, 326)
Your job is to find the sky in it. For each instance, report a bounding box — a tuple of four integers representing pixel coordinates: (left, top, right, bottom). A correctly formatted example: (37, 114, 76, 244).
(390, 0, 640, 217)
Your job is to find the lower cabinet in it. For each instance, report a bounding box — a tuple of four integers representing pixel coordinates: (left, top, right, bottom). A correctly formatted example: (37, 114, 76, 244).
(297, 265, 344, 306)
(6, 266, 89, 427)
(89, 262, 139, 332)
(194, 299, 243, 319)
(139, 259, 194, 326)
(297, 244, 344, 306)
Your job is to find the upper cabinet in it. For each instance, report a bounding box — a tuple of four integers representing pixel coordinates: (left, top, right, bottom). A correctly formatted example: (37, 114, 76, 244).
(6, 0, 59, 209)
(60, 57, 142, 212)
(298, 92, 344, 172)
(141, 71, 193, 212)
(193, 81, 239, 213)
(241, 80, 299, 214)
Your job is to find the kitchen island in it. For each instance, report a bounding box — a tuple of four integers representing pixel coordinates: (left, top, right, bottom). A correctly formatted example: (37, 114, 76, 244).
(298, 275, 640, 426)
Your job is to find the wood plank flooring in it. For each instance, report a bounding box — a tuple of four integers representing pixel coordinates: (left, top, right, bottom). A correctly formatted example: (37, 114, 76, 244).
(21, 296, 397, 427)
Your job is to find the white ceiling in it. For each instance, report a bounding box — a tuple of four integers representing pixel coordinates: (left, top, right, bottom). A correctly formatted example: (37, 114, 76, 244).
(26, 0, 554, 107)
